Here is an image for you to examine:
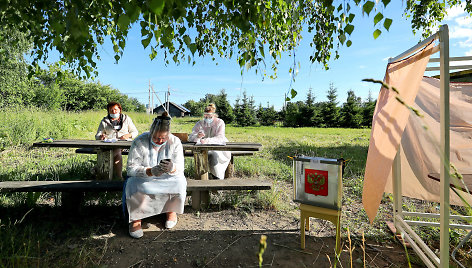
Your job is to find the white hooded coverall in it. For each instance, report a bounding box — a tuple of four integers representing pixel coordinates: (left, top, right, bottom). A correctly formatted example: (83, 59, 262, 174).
(188, 117, 231, 179)
(125, 133, 186, 223)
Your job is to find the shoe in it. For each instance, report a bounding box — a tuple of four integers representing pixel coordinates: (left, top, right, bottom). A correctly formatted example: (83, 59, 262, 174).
(129, 222, 143, 239)
(165, 219, 177, 229)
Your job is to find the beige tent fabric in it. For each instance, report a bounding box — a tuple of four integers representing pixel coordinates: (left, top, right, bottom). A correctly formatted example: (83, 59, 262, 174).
(362, 42, 437, 223)
(384, 77, 472, 206)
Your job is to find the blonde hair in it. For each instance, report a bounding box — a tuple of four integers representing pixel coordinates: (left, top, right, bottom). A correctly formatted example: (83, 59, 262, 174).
(204, 103, 216, 113)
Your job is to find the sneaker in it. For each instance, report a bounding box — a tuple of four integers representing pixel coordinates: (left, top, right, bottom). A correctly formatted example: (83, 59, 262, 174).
(129, 221, 143, 239)
(165, 219, 177, 229)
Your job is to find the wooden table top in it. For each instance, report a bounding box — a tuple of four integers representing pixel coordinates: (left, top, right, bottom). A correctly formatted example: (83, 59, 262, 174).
(33, 139, 262, 151)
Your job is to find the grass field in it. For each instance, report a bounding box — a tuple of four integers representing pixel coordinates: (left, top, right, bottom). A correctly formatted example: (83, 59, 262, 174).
(0, 108, 471, 267)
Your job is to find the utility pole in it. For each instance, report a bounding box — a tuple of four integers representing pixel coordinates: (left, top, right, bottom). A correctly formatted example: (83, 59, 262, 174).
(167, 85, 170, 112)
(151, 84, 154, 114)
(148, 80, 151, 114)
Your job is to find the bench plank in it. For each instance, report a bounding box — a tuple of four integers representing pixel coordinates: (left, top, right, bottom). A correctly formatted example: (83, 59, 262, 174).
(0, 179, 271, 193)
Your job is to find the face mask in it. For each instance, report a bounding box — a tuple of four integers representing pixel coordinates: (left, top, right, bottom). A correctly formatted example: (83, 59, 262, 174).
(151, 140, 166, 148)
(109, 113, 120, 119)
(204, 118, 213, 124)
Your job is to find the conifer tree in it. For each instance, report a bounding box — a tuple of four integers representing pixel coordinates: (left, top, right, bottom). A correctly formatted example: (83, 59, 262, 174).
(320, 83, 340, 127)
(340, 90, 363, 128)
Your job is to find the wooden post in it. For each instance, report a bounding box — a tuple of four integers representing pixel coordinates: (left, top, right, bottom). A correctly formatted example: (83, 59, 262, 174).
(192, 150, 210, 209)
(224, 155, 234, 179)
(97, 149, 114, 181)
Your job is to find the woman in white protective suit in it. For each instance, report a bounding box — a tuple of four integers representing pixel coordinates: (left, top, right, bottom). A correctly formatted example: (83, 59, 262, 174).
(95, 101, 139, 180)
(188, 103, 231, 180)
(125, 112, 186, 239)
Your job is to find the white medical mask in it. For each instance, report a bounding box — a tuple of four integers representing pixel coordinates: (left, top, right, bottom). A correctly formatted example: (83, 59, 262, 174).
(204, 118, 213, 124)
(151, 140, 166, 148)
(109, 113, 120, 119)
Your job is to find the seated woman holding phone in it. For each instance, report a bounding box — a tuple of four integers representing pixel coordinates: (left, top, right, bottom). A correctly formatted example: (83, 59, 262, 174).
(124, 112, 186, 239)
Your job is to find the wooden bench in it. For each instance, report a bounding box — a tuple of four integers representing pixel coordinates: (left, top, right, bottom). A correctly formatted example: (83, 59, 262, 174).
(75, 148, 255, 178)
(0, 179, 271, 209)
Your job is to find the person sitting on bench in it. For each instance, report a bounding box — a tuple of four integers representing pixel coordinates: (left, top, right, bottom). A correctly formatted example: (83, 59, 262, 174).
(189, 103, 231, 180)
(95, 101, 138, 180)
(125, 112, 186, 239)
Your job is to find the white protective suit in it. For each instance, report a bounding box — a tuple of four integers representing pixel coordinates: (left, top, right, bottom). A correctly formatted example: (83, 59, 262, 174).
(125, 133, 186, 223)
(95, 114, 139, 140)
(188, 117, 231, 179)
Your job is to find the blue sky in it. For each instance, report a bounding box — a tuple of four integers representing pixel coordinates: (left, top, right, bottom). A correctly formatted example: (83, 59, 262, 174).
(77, 2, 472, 111)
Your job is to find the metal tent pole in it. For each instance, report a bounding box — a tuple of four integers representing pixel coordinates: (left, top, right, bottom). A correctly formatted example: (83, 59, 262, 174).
(438, 24, 450, 268)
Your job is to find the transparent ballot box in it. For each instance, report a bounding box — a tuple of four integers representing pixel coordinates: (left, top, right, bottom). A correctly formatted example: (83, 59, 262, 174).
(293, 156, 344, 210)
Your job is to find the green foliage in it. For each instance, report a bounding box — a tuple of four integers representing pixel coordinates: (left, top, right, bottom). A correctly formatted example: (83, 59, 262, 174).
(320, 83, 340, 128)
(4, 0, 461, 78)
(361, 91, 376, 127)
(340, 90, 363, 128)
(257, 104, 278, 126)
(182, 90, 235, 123)
(234, 91, 257, 127)
(0, 26, 146, 112)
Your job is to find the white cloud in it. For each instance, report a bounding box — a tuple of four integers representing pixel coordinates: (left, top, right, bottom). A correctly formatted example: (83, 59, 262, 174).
(450, 26, 472, 48)
(466, 49, 472, 56)
(455, 16, 472, 27)
(359, 65, 366, 69)
(445, 4, 467, 21)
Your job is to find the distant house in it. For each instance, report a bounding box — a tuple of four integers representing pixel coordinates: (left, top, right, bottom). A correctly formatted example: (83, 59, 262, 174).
(153, 102, 191, 117)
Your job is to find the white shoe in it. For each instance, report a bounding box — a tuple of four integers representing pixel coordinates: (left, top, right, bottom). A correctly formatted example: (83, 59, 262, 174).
(165, 219, 177, 229)
(129, 223, 143, 239)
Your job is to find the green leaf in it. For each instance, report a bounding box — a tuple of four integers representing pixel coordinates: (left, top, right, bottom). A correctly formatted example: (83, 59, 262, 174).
(348, 13, 355, 23)
(189, 43, 196, 55)
(149, 0, 165, 15)
(339, 34, 346, 44)
(290, 88, 297, 99)
(373, 29, 382, 39)
(117, 14, 130, 30)
(373, 12, 383, 26)
(114, 55, 120, 62)
(362, 1, 375, 16)
(142, 35, 152, 48)
(383, 18, 392, 31)
(381, 0, 391, 7)
(344, 24, 354, 35)
(150, 47, 157, 60)
(183, 35, 191, 46)
(346, 40, 352, 47)
(285, 97, 291, 101)
(258, 44, 265, 58)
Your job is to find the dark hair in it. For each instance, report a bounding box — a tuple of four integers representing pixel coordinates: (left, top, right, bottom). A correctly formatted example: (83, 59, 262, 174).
(107, 102, 122, 112)
(150, 111, 171, 133)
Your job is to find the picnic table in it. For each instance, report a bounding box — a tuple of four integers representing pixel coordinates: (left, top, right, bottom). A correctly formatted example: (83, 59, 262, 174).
(32, 139, 262, 180)
(32, 139, 264, 209)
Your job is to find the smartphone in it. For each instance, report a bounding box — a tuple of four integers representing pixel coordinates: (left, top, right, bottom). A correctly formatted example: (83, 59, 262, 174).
(160, 159, 171, 164)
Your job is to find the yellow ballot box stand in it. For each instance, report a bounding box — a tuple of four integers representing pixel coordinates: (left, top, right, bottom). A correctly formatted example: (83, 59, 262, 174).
(293, 156, 344, 254)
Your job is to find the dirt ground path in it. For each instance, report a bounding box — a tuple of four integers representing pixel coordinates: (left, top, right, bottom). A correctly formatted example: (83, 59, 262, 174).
(97, 208, 420, 267)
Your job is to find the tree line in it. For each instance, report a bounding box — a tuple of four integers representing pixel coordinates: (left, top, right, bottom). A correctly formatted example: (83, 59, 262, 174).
(183, 85, 376, 128)
(0, 26, 145, 112)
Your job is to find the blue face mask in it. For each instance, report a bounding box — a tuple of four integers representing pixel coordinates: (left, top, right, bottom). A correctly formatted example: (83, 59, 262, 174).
(204, 118, 213, 124)
(109, 113, 120, 119)
(151, 140, 166, 148)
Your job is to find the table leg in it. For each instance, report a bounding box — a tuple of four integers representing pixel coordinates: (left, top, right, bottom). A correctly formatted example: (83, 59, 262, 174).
(224, 155, 234, 178)
(97, 149, 113, 181)
(192, 150, 210, 209)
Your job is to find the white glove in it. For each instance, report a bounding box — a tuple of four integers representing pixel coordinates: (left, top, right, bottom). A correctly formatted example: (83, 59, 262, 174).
(159, 159, 173, 173)
(150, 165, 164, 177)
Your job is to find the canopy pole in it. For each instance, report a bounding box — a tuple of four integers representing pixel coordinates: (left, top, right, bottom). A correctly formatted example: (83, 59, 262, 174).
(388, 32, 439, 63)
(439, 24, 450, 268)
